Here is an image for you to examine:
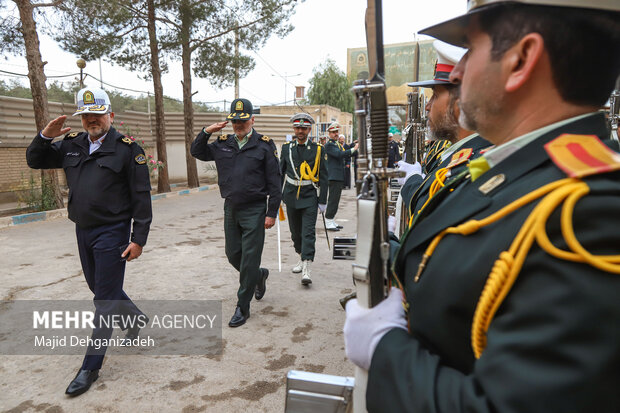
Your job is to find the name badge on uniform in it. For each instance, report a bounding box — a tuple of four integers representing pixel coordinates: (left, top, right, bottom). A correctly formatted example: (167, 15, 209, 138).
(66, 152, 80, 157)
(221, 148, 232, 152)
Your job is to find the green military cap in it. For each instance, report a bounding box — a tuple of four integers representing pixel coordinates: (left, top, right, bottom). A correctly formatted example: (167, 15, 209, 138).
(420, 0, 619, 47)
(226, 98, 253, 120)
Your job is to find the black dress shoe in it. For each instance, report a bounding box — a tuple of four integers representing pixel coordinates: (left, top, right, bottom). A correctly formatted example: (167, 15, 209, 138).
(228, 306, 250, 327)
(65, 369, 99, 397)
(336, 224, 343, 229)
(255, 268, 269, 300)
(125, 315, 149, 340)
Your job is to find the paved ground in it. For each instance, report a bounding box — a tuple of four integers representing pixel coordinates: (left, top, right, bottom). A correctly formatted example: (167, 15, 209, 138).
(0, 187, 358, 412)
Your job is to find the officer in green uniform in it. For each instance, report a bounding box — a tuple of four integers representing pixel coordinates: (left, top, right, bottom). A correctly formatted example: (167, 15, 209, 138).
(191, 98, 281, 328)
(344, 1, 620, 411)
(324, 122, 358, 230)
(279, 113, 328, 285)
(399, 40, 491, 228)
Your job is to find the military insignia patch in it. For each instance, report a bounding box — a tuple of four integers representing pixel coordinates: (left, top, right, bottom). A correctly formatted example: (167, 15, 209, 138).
(261, 136, 271, 142)
(135, 154, 147, 164)
(83, 90, 95, 104)
(235, 100, 244, 111)
(66, 132, 79, 138)
(545, 134, 620, 178)
(121, 137, 134, 145)
(219, 135, 228, 141)
(447, 148, 473, 169)
(274, 150, 278, 158)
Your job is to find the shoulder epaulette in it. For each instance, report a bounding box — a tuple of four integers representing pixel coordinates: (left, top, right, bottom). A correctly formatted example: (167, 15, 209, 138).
(261, 135, 271, 142)
(218, 134, 228, 141)
(63, 131, 81, 140)
(545, 134, 620, 178)
(121, 136, 134, 145)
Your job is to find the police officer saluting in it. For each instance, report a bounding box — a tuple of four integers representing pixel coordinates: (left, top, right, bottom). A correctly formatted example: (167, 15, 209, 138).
(26, 87, 152, 397)
(279, 113, 328, 285)
(191, 98, 281, 327)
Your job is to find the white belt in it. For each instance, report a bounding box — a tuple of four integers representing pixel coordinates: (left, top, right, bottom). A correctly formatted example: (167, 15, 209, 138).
(286, 175, 314, 186)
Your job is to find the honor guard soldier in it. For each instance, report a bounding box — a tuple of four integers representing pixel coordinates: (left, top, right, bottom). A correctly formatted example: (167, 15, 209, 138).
(399, 40, 491, 228)
(345, 1, 620, 412)
(26, 87, 152, 397)
(324, 122, 358, 230)
(280, 113, 328, 285)
(191, 98, 281, 327)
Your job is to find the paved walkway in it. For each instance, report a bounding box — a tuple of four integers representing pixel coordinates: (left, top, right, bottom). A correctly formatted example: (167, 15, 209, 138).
(0, 187, 358, 412)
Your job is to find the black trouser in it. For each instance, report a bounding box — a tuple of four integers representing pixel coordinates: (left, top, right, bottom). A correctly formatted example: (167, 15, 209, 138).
(286, 199, 318, 261)
(326, 180, 344, 219)
(224, 200, 266, 313)
(76, 220, 145, 371)
(344, 165, 352, 189)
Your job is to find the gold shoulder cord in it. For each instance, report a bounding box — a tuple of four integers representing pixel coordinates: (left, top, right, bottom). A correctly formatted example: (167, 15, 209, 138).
(408, 167, 452, 228)
(296, 145, 321, 199)
(412, 178, 620, 358)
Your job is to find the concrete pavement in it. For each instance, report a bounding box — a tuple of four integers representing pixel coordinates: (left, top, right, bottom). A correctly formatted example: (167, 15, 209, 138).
(0, 187, 358, 412)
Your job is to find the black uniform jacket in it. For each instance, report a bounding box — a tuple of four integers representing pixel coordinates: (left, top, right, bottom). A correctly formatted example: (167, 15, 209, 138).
(191, 129, 281, 218)
(388, 140, 402, 168)
(325, 139, 353, 182)
(279, 140, 328, 209)
(26, 128, 152, 246)
(369, 113, 620, 412)
(401, 135, 491, 226)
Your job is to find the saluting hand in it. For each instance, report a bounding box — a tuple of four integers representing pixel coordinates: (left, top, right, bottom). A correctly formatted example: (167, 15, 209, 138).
(204, 121, 229, 134)
(122, 242, 143, 261)
(41, 115, 71, 138)
(264, 217, 275, 229)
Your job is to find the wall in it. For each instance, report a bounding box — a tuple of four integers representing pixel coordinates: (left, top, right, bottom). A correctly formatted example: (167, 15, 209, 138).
(0, 96, 293, 202)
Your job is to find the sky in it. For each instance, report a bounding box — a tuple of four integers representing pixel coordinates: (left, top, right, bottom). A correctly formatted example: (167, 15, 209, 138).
(0, 0, 466, 109)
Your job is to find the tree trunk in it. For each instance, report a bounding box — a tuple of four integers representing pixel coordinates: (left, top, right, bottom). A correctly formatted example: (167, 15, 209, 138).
(147, 0, 170, 193)
(180, 2, 199, 188)
(15, 0, 64, 209)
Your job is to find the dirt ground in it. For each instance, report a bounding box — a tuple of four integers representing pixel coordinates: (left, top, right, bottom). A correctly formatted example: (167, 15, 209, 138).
(0, 187, 358, 412)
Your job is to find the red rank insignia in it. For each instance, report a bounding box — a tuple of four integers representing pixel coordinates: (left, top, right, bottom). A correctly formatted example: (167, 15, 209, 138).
(446, 148, 473, 169)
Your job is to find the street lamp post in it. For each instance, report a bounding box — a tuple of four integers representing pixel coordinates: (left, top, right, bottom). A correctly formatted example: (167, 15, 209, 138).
(76, 58, 86, 88)
(272, 72, 301, 105)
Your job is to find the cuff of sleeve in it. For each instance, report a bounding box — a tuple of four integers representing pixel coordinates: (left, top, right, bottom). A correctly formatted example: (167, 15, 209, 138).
(39, 132, 53, 140)
(131, 233, 147, 247)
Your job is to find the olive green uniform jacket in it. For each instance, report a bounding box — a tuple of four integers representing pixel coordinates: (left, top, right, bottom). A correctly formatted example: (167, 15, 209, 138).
(368, 113, 620, 412)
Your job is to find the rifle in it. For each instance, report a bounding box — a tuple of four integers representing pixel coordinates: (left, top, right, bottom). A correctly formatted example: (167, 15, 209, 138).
(403, 90, 427, 163)
(349, 1, 402, 410)
(609, 75, 619, 143)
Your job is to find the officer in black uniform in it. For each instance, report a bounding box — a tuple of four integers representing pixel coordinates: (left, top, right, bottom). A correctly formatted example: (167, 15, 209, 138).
(344, 1, 620, 412)
(191, 98, 281, 328)
(387, 133, 401, 168)
(26, 87, 152, 397)
(324, 122, 358, 230)
(279, 113, 328, 285)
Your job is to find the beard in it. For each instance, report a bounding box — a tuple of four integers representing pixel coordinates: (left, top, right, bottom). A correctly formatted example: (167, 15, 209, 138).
(429, 109, 459, 143)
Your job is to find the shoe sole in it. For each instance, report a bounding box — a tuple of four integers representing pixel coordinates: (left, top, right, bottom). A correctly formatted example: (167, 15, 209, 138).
(301, 279, 312, 285)
(292, 269, 302, 273)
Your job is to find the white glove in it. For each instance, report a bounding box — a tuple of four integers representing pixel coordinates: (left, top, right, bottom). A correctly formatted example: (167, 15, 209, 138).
(396, 160, 424, 185)
(387, 215, 397, 233)
(343, 287, 407, 370)
(318, 204, 327, 213)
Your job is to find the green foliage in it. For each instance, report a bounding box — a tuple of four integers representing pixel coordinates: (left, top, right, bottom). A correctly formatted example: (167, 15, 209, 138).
(0, 1, 25, 55)
(307, 59, 354, 113)
(19, 173, 57, 212)
(0, 79, 220, 112)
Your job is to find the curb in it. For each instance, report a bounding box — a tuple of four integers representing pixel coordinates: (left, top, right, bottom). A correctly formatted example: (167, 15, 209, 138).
(0, 184, 217, 229)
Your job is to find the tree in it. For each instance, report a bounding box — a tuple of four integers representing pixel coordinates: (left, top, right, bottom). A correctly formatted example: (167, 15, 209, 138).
(54, 0, 172, 193)
(0, 0, 65, 209)
(307, 59, 354, 113)
(157, 0, 298, 187)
